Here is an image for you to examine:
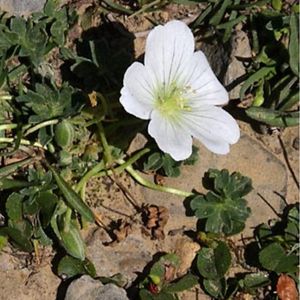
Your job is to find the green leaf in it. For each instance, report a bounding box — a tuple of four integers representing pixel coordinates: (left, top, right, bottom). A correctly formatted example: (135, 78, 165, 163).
(6, 193, 23, 222)
(139, 289, 155, 300)
(143, 153, 164, 171)
(209, 0, 232, 26)
(50, 8, 68, 45)
(0, 157, 34, 179)
(139, 289, 176, 300)
(101, 0, 134, 14)
(192, 4, 213, 27)
(240, 66, 276, 100)
(183, 146, 199, 166)
(277, 90, 300, 112)
(143, 152, 182, 177)
(271, 0, 282, 10)
(197, 241, 231, 279)
(149, 253, 180, 287)
(259, 242, 298, 273)
(190, 169, 251, 235)
(4, 227, 33, 252)
(34, 225, 52, 246)
(36, 191, 58, 227)
(246, 107, 300, 127)
(155, 292, 176, 300)
(162, 154, 181, 177)
(0, 178, 32, 191)
(44, 0, 57, 16)
(214, 241, 232, 277)
(240, 273, 270, 293)
(57, 255, 96, 279)
(190, 193, 220, 219)
(285, 206, 299, 243)
(50, 20, 65, 46)
(10, 17, 26, 39)
(47, 163, 94, 223)
(59, 220, 86, 261)
(203, 278, 226, 298)
(17, 83, 78, 123)
(97, 274, 127, 287)
(23, 196, 40, 216)
(210, 169, 253, 199)
(216, 15, 247, 30)
(289, 13, 299, 76)
(164, 274, 198, 293)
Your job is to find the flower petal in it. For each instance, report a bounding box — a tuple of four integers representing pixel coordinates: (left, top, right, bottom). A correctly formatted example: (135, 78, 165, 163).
(120, 62, 156, 120)
(145, 20, 194, 88)
(180, 106, 240, 154)
(148, 110, 193, 161)
(183, 51, 229, 106)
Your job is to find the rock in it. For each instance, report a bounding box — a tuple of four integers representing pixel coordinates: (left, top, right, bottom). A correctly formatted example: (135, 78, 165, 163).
(199, 41, 231, 81)
(65, 275, 129, 300)
(0, 265, 60, 300)
(126, 133, 148, 155)
(0, 251, 16, 271)
(0, 0, 46, 16)
(86, 227, 156, 284)
(225, 30, 252, 99)
(139, 133, 287, 238)
(173, 237, 200, 277)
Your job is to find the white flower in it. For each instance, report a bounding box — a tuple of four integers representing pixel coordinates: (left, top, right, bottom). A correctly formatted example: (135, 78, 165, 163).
(120, 20, 240, 161)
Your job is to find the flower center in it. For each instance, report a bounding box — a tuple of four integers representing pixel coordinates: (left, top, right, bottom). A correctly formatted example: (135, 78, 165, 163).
(155, 83, 191, 119)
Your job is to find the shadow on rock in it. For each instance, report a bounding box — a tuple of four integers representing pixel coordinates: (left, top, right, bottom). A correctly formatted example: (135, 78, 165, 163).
(61, 20, 135, 94)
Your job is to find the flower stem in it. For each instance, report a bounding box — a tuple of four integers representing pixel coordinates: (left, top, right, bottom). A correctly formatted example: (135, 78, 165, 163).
(0, 95, 13, 101)
(24, 119, 59, 137)
(130, 0, 161, 17)
(118, 159, 194, 197)
(0, 124, 18, 131)
(75, 160, 105, 192)
(97, 122, 112, 166)
(75, 148, 150, 192)
(0, 137, 46, 149)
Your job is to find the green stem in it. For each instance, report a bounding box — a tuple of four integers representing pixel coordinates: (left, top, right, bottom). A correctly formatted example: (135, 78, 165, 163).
(96, 122, 112, 166)
(75, 148, 150, 192)
(94, 148, 151, 178)
(0, 137, 46, 149)
(24, 119, 59, 137)
(130, 0, 161, 17)
(119, 159, 194, 198)
(0, 124, 18, 131)
(75, 160, 105, 192)
(0, 95, 13, 101)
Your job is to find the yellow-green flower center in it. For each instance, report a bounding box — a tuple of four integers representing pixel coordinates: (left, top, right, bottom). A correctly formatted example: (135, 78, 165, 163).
(155, 83, 191, 119)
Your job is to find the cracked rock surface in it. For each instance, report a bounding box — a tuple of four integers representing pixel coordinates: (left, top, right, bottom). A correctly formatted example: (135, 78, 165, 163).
(0, 0, 46, 16)
(65, 275, 129, 300)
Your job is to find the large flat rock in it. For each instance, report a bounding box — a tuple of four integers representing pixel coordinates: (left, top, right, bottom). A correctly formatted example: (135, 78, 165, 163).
(0, 0, 46, 16)
(140, 133, 287, 238)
